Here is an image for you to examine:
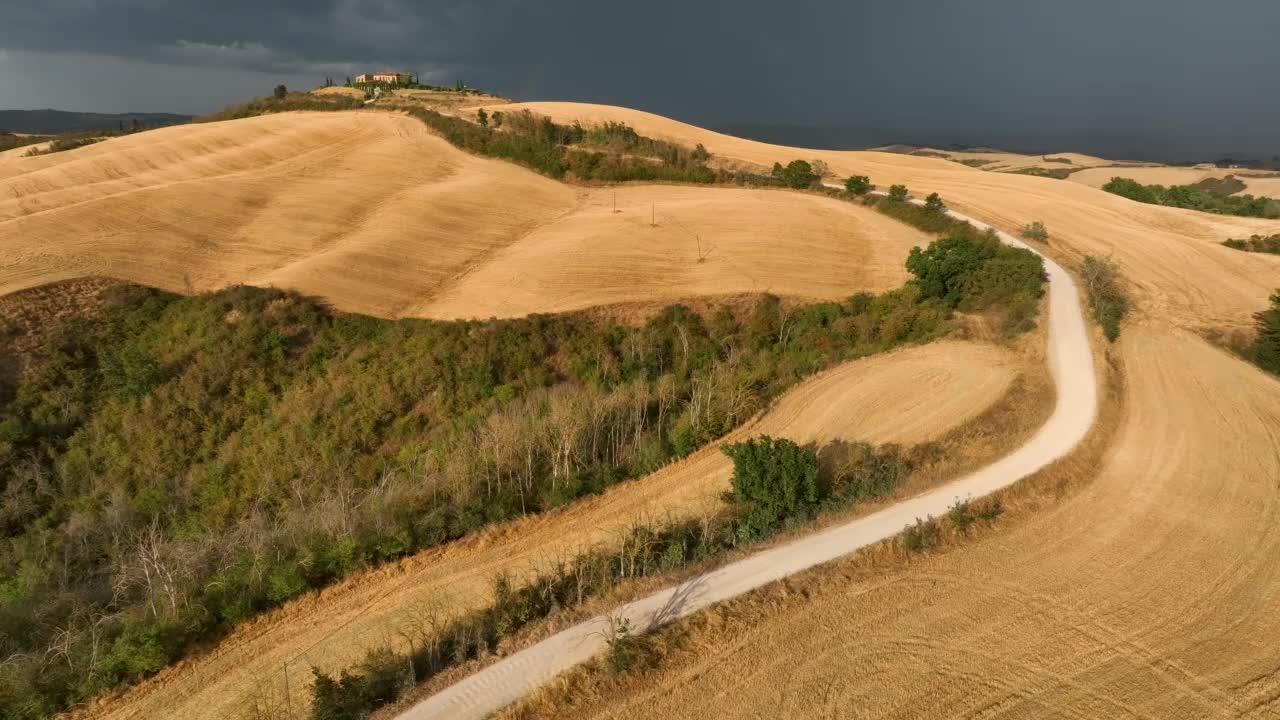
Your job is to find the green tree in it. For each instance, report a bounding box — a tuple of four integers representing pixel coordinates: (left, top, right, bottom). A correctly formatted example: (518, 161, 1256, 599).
(1249, 290, 1280, 374)
(722, 435, 820, 540)
(477, 108, 489, 128)
(273, 84, 288, 100)
(888, 184, 909, 201)
(778, 160, 819, 189)
(924, 192, 945, 213)
(905, 235, 997, 307)
(844, 174, 871, 195)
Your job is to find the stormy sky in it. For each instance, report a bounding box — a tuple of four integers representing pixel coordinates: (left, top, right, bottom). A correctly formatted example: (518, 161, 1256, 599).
(1, 0, 1277, 160)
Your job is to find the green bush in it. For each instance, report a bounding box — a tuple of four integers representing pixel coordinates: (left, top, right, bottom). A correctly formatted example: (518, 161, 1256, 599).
(771, 160, 820, 189)
(887, 184, 909, 201)
(1021, 220, 1049, 242)
(1223, 234, 1280, 254)
(722, 436, 819, 540)
(1246, 291, 1280, 375)
(273, 84, 288, 100)
(844, 174, 871, 195)
(1080, 256, 1129, 342)
(310, 648, 409, 720)
(924, 192, 946, 213)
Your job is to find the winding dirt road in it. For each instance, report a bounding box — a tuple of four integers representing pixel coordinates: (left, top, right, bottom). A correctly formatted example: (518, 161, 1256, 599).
(396, 198, 1098, 720)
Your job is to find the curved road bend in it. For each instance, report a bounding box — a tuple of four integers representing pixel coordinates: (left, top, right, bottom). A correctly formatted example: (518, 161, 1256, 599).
(397, 192, 1099, 720)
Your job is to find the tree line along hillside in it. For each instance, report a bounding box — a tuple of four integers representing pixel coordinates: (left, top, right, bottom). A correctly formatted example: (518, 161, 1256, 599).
(1102, 176, 1280, 218)
(0, 225, 1044, 717)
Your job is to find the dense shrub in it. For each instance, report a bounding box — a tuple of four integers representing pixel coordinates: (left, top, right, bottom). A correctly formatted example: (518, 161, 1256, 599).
(398, 107, 719, 185)
(721, 436, 819, 540)
(865, 194, 983, 237)
(906, 234, 1045, 312)
(924, 192, 946, 213)
(1103, 176, 1280, 218)
(1245, 291, 1280, 375)
(196, 92, 362, 123)
(1190, 175, 1247, 196)
(1021, 220, 1049, 242)
(1080, 256, 1129, 342)
(844, 174, 871, 194)
(1222, 234, 1280, 254)
(887, 184, 909, 201)
(1012, 167, 1073, 180)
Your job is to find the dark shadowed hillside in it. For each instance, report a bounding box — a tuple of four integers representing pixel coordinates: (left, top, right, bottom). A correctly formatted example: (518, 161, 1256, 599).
(0, 109, 190, 134)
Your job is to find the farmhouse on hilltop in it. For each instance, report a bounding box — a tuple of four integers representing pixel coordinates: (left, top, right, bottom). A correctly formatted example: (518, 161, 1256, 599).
(355, 71, 413, 85)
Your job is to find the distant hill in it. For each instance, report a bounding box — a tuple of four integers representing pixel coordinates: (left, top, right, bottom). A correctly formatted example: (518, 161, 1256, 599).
(0, 109, 191, 134)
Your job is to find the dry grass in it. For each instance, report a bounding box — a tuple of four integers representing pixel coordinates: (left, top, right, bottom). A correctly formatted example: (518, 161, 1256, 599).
(0, 111, 929, 321)
(505, 314, 1280, 719)
(499, 101, 1280, 331)
(498, 326, 1126, 720)
(0, 277, 116, 400)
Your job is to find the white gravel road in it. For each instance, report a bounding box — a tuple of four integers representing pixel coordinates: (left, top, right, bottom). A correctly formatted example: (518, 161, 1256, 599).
(396, 191, 1099, 720)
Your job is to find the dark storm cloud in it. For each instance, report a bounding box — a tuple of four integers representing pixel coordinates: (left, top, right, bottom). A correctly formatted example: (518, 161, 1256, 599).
(1, 0, 1278, 159)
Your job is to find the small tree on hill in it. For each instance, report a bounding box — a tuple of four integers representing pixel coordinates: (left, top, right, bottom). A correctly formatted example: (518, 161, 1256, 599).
(925, 192, 946, 213)
(477, 108, 489, 128)
(273, 84, 288, 100)
(491, 110, 504, 128)
(844, 175, 871, 195)
(888, 184, 909, 201)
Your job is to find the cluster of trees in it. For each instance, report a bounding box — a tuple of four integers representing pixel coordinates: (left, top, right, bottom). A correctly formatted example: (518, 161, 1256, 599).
(1103, 176, 1280, 219)
(770, 160, 822, 189)
(1223, 233, 1280, 255)
(405, 107, 719, 184)
(307, 431, 925, 720)
(905, 231, 1045, 335)
(2, 249, 1024, 716)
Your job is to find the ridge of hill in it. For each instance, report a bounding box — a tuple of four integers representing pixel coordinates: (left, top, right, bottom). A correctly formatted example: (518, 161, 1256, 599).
(0, 109, 191, 134)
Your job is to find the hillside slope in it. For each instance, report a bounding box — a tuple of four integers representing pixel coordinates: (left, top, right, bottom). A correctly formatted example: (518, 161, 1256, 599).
(79, 340, 1028, 720)
(0, 111, 929, 319)
(500, 102, 1280, 330)
(529, 328, 1280, 720)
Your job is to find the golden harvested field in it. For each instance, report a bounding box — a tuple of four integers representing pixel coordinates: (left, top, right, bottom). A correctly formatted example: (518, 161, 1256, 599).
(521, 328, 1280, 720)
(413, 184, 926, 319)
(499, 102, 1280, 329)
(481, 103, 1280, 720)
(1068, 164, 1280, 198)
(0, 111, 927, 319)
(901, 147, 1130, 172)
(78, 340, 1030, 720)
